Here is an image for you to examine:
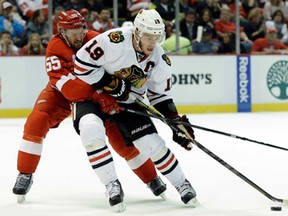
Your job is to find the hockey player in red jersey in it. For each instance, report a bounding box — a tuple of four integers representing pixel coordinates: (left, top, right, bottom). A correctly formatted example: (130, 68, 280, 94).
(12, 9, 166, 211)
(74, 9, 199, 206)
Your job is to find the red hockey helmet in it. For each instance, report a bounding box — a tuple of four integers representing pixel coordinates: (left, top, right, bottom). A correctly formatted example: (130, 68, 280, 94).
(57, 9, 85, 30)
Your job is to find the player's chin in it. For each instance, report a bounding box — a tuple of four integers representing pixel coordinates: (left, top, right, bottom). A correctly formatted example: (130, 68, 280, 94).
(144, 47, 154, 55)
(73, 42, 83, 50)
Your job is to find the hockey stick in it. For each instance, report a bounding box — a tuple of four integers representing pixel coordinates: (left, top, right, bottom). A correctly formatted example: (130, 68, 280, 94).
(122, 94, 288, 152)
(166, 44, 192, 54)
(167, 25, 203, 54)
(125, 94, 288, 205)
(193, 139, 288, 205)
(122, 108, 288, 152)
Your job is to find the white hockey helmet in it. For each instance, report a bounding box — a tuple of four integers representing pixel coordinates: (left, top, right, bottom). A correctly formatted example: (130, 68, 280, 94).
(133, 9, 165, 44)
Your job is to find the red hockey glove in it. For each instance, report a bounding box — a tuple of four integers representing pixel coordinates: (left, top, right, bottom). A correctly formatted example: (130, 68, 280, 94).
(171, 115, 195, 151)
(92, 90, 120, 115)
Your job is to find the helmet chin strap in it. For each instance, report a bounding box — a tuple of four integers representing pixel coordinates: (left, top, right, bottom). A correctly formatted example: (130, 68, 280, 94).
(133, 32, 144, 53)
(59, 30, 72, 48)
(138, 41, 144, 53)
(59, 29, 87, 50)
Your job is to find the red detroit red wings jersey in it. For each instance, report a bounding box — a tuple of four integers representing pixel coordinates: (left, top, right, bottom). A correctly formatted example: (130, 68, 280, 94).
(45, 30, 99, 102)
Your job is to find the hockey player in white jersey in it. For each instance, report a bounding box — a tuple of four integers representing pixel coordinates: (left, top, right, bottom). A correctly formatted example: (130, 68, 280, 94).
(73, 9, 199, 206)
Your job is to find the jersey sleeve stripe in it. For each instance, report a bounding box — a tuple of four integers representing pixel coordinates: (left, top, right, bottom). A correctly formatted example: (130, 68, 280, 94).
(74, 63, 88, 73)
(75, 56, 101, 68)
(74, 68, 94, 76)
(55, 73, 76, 91)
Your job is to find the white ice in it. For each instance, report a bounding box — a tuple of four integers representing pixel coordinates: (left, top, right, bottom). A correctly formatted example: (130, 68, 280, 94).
(0, 112, 287, 216)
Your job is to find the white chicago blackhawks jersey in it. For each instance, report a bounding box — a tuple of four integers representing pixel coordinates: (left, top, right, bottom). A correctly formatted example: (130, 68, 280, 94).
(74, 27, 173, 106)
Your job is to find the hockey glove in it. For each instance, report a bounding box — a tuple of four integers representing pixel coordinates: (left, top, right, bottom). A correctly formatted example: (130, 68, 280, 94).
(103, 76, 131, 101)
(92, 90, 120, 115)
(171, 115, 195, 151)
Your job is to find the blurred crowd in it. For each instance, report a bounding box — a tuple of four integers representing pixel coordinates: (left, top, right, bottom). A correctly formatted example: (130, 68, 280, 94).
(1, 0, 288, 56)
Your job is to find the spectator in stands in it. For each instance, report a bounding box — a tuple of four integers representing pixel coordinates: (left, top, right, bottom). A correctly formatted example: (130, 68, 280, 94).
(16, 0, 48, 20)
(214, 6, 253, 53)
(81, 0, 103, 14)
(19, 32, 45, 55)
(251, 25, 288, 54)
(218, 31, 248, 54)
(243, 7, 265, 42)
(53, 0, 70, 11)
(0, 0, 5, 16)
(221, 0, 247, 20)
(198, 8, 217, 39)
(127, 0, 151, 20)
(191, 25, 221, 54)
(0, 30, 19, 55)
(241, 0, 259, 16)
(180, 9, 198, 41)
(92, 7, 114, 33)
(179, 0, 194, 16)
(53, 0, 83, 11)
(266, 9, 288, 45)
(0, 1, 25, 46)
(80, 8, 94, 30)
(52, 5, 64, 35)
(256, 0, 266, 8)
(263, 0, 288, 22)
(150, 0, 175, 23)
(26, 9, 49, 47)
(195, 0, 222, 20)
(3, 1, 26, 25)
(102, 0, 126, 18)
(162, 22, 192, 54)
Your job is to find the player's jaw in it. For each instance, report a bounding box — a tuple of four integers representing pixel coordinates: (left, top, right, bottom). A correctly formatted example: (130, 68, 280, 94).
(139, 33, 161, 55)
(71, 39, 84, 50)
(141, 44, 155, 55)
(65, 28, 86, 49)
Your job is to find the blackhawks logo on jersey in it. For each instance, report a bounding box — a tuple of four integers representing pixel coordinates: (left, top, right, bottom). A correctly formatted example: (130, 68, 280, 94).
(162, 54, 171, 66)
(108, 31, 124, 43)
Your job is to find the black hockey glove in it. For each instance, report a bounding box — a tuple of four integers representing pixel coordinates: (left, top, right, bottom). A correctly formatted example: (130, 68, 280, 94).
(103, 76, 131, 101)
(171, 115, 195, 151)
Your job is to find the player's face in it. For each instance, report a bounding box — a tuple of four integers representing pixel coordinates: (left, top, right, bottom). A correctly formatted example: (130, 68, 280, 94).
(64, 28, 86, 50)
(140, 33, 161, 55)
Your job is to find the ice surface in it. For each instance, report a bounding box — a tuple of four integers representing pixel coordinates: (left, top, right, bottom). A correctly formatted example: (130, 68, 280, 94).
(0, 112, 287, 216)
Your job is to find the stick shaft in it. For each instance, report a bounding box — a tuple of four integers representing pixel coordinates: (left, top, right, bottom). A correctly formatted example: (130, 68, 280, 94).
(123, 97, 287, 204)
(183, 122, 288, 152)
(123, 99, 288, 152)
(194, 140, 284, 203)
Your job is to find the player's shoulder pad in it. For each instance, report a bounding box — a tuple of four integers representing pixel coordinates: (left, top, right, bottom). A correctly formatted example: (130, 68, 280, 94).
(46, 35, 67, 56)
(85, 30, 100, 41)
